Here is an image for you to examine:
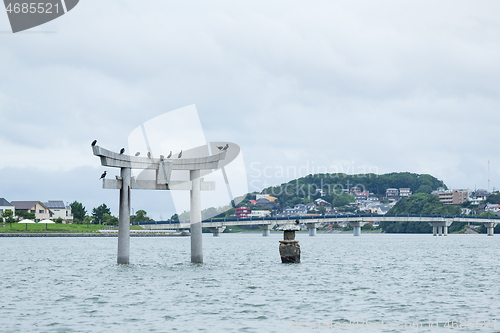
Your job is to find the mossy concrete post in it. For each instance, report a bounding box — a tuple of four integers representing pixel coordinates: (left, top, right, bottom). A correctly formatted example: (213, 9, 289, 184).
(278, 221, 301, 264)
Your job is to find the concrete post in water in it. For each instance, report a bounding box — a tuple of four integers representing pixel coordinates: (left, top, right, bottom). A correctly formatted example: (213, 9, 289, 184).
(117, 167, 131, 264)
(208, 226, 226, 236)
(190, 169, 203, 263)
(433, 225, 437, 236)
(258, 224, 273, 236)
(278, 221, 301, 263)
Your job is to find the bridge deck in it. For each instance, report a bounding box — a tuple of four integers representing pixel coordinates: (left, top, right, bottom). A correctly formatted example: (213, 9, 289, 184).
(136, 214, 500, 229)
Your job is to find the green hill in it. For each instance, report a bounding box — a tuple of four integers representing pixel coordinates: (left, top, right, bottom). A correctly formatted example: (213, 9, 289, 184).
(261, 172, 446, 208)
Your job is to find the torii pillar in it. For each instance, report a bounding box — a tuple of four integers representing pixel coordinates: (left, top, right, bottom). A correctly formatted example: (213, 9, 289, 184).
(93, 145, 226, 264)
(118, 167, 131, 263)
(190, 170, 203, 263)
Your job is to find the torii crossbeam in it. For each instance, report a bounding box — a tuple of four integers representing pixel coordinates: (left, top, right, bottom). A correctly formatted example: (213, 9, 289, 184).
(92, 145, 227, 264)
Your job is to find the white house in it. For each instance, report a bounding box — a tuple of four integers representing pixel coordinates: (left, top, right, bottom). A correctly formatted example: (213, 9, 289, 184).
(399, 188, 412, 197)
(249, 210, 271, 218)
(43, 201, 73, 222)
(10, 201, 53, 222)
(314, 198, 330, 206)
(0, 198, 15, 215)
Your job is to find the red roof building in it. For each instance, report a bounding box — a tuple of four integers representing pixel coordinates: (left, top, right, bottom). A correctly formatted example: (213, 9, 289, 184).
(235, 206, 250, 218)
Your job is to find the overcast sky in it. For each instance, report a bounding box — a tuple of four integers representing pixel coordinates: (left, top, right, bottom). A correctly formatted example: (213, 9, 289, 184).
(1, 0, 500, 219)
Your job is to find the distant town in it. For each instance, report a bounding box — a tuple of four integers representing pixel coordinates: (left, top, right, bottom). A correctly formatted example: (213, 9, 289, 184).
(1, 175, 498, 228)
(226, 187, 498, 228)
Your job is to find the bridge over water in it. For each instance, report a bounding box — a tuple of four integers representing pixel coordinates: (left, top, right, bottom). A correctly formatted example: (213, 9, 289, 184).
(136, 214, 500, 237)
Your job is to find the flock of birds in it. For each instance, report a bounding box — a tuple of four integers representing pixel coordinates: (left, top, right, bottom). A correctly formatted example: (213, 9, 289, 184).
(92, 140, 229, 180)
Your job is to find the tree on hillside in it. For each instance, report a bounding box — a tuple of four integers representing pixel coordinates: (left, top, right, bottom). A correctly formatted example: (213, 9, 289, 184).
(70, 201, 87, 222)
(224, 207, 236, 218)
(92, 204, 111, 224)
(202, 207, 218, 220)
(102, 213, 118, 225)
(362, 222, 374, 230)
(479, 211, 497, 218)
(170, 214, 179, 221)
(332, 193, 355, 208)
(415, 185, 433, 194)
(132, 210, 153, 222)
(486, 193, 500, 204)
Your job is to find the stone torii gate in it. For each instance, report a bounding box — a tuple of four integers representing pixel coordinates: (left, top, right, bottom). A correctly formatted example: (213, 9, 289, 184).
(92, 145, 227, 264)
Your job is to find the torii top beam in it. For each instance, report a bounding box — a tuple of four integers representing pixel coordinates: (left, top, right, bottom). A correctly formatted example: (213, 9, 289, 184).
(92, 145, 226, 170)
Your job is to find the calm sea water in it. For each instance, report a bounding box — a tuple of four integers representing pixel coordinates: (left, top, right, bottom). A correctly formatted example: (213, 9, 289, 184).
(1, 233, 500, 333)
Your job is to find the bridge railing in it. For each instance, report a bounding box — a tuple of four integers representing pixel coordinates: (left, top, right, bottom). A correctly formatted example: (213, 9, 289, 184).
(133, 213, 500, 225)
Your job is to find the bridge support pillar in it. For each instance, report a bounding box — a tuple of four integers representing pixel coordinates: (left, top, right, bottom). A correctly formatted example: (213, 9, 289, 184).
(117, 167, 131, 264)
(208, 226, 226, 236)
(349, 221, 365, 236)
(429, 220, 453, 237)
(483, 222, 498, 236)
(190, 170, 203, 263)
(305, 222, 320, 236)
(258, 224, 273, 236)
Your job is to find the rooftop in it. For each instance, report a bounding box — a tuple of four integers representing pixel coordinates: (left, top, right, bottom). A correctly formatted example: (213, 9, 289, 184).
(10, 201, 39, 210)
(0, 198, 13, 207)
(43, 200, 66, 209)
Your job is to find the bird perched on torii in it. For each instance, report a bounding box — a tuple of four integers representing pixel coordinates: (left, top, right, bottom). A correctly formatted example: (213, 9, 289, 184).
(217, 144, 229, 151)
(99, 171, 107, 179)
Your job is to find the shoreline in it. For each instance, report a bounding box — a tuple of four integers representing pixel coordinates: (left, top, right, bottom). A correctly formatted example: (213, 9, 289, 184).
(0, 233, 189, 237)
